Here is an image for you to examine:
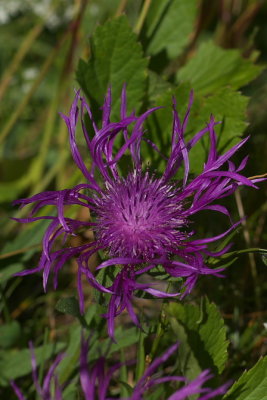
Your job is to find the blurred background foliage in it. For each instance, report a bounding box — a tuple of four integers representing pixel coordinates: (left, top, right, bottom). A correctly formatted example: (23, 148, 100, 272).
(0, 0, 267, 398)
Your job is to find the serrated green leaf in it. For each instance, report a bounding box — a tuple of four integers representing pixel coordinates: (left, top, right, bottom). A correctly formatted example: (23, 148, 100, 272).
(147, 71, 172, 102)
(198, 299, 229, 374)
(223, 357, 267, 400)
(187, 87, 249, 173)
(145, 82, 191, 169)
(167, 297, 229, 379)
(177, 41, 262, 93)
(146, 0, 197, 59)
(145, 84, 249, 174)
(77, 16, 147, 119)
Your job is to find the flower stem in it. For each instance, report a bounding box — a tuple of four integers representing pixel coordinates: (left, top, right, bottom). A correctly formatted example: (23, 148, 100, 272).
(0, 21, 44, 102)
(135, 330, 146, 380)
(0, 285, 11, 323)
(150, 305, 167, 360)
(0, 31, 69, 148)
(115, 0, 128, 16)
(234, 189, 262, 310)
(134, 0, 152, 34)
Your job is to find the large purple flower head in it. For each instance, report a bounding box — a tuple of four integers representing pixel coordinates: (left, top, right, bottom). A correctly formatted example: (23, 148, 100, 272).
(14, 86, 262, 337)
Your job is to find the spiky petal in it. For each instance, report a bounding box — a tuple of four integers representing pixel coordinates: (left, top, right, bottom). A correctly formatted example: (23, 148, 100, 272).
(13, 87, 263, 337)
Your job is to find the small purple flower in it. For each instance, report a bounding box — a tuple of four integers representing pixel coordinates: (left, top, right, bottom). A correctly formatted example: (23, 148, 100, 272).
(80, 338, 231, 399)
(13, 86, 262, 337)
(12, 338, 231, 399)
(11, 342, 64, 400)
(128, 342, 231, 400)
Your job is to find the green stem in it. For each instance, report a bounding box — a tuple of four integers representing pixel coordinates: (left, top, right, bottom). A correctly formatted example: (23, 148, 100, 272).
(150, 305, 167, 359)
(0, 285, 11, 323)
(120, 350, 129, 398)
(135, 330, 146, 380)
(115, 0, 128, 16)
(0, 22, 44, 102)
(0, 30, 69, 148)
(29, 92, 61, 190)
(38, 328, 49, 388)
(134, 0, 152, 34)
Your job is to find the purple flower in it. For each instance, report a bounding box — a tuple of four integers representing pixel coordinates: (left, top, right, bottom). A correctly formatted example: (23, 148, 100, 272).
(12, 338, 231, 399)
(11, 342, 64, 400)
(13, 86, 261, 337)
(128, 341, 231, 400)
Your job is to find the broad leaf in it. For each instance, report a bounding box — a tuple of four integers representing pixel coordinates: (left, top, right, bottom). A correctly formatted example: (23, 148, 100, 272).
(187, 87, 249, 173)
(1, 218, 51, 259)
(177, 41, 262, 93)
(167, 297, 229, 380)
(0, 321, 21, 349)
(223, 357, 267, 400)
(56, 296, 81, 318)
(0, 342, 65, 385)
(145, 82, 248, 174)
(0, 263, 23, 284)
(146, 0, 198, 59)
(77, 16, 147, 119)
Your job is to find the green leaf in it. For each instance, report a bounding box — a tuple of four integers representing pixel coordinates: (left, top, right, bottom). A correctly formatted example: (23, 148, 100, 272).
(0, 342, 65, 385)
(177, 41, 262, 93)
(56, 296, 81, 318)
(58, 325, 81, 384)
(0, 263, 23, 284)
(97, 326, 139, 355)
(147, 71, 172, 102)
(1, 218, 51, 258)
(77, 16, 147, 119)
(0, 321, 21, 349)
(167, 297, 229, 380)
(223, 357, 267, 400)
(146, 0, 198, 59)
(58, 303, 102, 384)
(87, 326, 139, 359)
(58, 323, 139, 387)
(187, 87, 249, 173)
(144, 82, 191, 170)
(145, 84, 249, 174)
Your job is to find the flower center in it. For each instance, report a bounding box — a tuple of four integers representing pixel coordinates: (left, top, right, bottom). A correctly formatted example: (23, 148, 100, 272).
(94, 172, 187, 260)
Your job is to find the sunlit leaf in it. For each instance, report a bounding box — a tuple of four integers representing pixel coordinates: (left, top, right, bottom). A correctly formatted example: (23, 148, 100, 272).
(77, 15, 147, 119)
(177, 41, 262, 92)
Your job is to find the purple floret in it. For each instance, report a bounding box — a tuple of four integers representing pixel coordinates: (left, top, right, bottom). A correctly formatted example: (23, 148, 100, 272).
(13, 85, 260, 337)
(11, 342, 65, 400)
(12, 338, 231, 399)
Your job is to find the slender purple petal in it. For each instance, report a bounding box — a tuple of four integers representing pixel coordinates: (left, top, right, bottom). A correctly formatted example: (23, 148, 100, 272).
(13, 86, 264, 338)
(10, 381, 26, 400)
